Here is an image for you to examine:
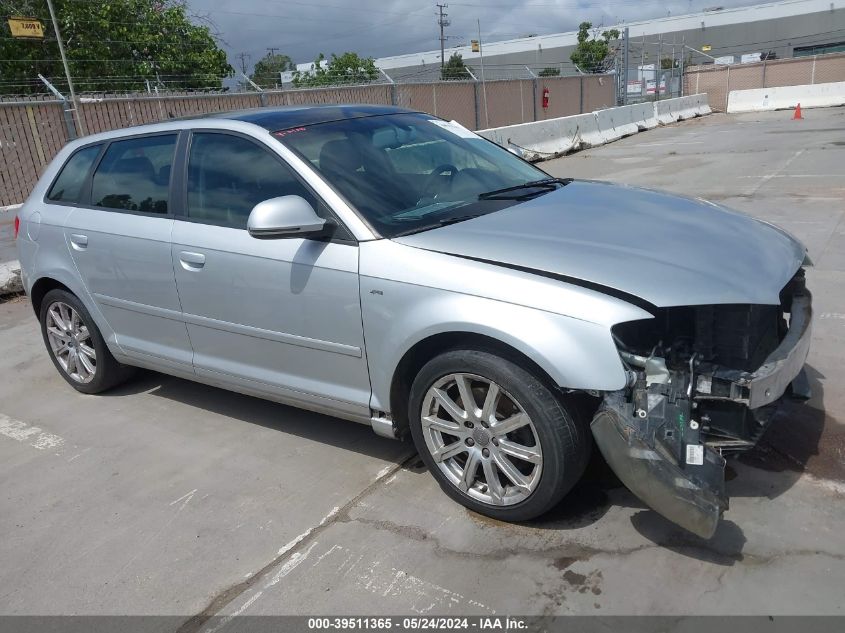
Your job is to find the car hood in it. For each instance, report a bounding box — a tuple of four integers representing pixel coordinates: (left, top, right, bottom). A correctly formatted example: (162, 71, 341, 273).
(392, 180, 807, 308)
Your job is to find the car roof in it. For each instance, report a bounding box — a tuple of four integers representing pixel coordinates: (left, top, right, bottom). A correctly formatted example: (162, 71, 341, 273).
(201, 104, 419, 131)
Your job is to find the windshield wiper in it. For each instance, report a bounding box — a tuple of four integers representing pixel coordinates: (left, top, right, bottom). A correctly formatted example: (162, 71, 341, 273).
(477, 178, 571, 201)
(391, 214, 487, 238)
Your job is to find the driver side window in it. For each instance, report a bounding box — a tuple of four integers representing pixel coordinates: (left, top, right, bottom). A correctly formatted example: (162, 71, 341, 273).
(187, 132, 317, 229)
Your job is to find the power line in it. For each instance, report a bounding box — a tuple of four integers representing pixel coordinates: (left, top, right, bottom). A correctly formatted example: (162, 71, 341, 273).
(237, 53, 251, 75)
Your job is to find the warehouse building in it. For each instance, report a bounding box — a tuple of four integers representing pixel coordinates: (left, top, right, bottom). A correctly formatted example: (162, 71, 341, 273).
(357, 0, 845, 81)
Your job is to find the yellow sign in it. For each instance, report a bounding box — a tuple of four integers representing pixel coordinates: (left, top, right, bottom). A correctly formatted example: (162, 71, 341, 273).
(702, 44, 712, 52)
(471, 40, 480, 52)
(8, 17, 44, 38)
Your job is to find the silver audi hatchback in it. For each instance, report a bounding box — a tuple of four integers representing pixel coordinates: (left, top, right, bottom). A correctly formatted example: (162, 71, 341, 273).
(16, 105, 813, 538)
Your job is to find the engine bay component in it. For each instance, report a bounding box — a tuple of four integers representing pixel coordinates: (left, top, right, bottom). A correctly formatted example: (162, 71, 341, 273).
(592, 271, 812, 539)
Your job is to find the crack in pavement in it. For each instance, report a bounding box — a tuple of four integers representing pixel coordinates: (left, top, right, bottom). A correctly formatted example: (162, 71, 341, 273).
(342, 514, 845, 569)
(175, 451, 417, 633)
(177, 454, 845, 632)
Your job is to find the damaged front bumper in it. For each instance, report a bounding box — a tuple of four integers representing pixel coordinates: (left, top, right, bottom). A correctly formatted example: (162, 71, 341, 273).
(591, 286, 813, 539)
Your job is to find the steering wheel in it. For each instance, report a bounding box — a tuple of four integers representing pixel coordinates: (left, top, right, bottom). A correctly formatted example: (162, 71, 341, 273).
(418, 164, 459, 202)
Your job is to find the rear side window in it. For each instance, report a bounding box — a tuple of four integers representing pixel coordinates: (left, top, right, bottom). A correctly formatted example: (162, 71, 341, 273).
(186, 132, 317, 228)
(47, 145, 101, 203)
(91, 134, 177, 214)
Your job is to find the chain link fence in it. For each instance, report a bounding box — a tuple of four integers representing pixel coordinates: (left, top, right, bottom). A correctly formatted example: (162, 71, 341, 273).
(0, 75, 615, 207)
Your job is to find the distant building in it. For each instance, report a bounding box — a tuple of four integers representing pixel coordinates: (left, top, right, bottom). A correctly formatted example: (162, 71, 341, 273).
(337, 0, 845, 81)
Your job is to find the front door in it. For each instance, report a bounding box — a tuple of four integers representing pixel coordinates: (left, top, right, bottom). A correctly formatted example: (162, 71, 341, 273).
(171, 131, 371, 417)
(64, 132, 193, 371)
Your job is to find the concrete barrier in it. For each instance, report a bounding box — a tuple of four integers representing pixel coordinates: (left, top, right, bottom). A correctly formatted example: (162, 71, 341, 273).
(0, 261, 22, 296)
(594, 106, 639, 143)
(677, 96, 700, 121)
(478, 94, 711, 161)
(654, 99, 677, 125)
(653, 94, 711, 124)
(631, 102, 659, 130)
(576, 112, 606, 148)
(477, 112, 602, 161)
(727, 81, 845, 113)
(693, 93, 712, 116)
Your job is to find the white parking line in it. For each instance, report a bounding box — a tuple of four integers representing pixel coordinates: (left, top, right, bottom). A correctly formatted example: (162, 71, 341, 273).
(275, 505, 340, 557)
(203, 542, 321, 631)
(636, 141, 704, 147)
(747, 149, 805, 196)
(0, 413, 65, 452)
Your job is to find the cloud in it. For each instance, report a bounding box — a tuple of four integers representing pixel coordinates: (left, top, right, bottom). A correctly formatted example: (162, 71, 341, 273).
(187, 0, 768, 71)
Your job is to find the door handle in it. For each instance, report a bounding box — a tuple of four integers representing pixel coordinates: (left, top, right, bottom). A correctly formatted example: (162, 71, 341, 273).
(69, 234, 88, 251)
(179, 251, 206, 270)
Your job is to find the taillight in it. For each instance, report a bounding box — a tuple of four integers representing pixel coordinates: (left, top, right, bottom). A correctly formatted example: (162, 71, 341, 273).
(13, 215, 20, 240)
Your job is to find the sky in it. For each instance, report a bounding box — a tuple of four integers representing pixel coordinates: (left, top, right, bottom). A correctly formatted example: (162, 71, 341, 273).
(187, 0, 771, 73)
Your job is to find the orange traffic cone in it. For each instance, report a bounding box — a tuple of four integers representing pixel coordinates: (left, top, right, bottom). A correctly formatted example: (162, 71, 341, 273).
(793, 103, 803, 120)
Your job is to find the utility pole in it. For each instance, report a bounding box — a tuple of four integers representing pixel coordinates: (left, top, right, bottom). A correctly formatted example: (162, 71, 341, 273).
(477, 19, 488, 128)
(621, 27, 629, 105)
(238, 52, 251, 75)
(437, 4, 450, 69)
(656, 33, 663, 101)
(45, 0, 85, 136)
(640, 33, 646, 99)
(266, 47, 279, 58)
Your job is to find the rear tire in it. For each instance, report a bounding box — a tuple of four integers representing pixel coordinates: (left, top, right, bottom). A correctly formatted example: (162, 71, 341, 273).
(39, 289, 134, 394)
(408, 349, 590, 522)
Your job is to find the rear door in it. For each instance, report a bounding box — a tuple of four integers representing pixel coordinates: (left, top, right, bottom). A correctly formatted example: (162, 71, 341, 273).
(170, 130, 371, 416)
(63, 132, 193, 371)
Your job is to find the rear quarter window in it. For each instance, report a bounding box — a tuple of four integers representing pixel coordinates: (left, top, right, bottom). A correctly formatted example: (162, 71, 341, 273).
(91, 134, 177, 214)
(46, 145, 101, 203)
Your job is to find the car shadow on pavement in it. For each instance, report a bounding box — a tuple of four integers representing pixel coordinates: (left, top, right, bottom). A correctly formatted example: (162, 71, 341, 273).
(523, 446, 634, 531)
(101, 369, 414, 464)
(530, 365, 835, 564)
(626, 365, 836, 565)
(629, 512, 747, 565)
(733, 365, 841, 497)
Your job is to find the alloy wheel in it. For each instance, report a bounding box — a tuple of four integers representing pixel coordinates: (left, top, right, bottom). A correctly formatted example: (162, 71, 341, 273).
(45, 301, 97, 384)
(420, 373, 543, 506)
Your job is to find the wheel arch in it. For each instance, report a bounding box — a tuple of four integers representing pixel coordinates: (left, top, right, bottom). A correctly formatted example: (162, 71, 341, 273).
(389, 332, 564, 438)
(29, 276, 74, 316)
(26, 272, 117, 351)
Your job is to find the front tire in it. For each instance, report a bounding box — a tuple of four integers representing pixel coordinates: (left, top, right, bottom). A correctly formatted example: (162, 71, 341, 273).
(39, 289, 133, 394)
(408, 349, 590, 522)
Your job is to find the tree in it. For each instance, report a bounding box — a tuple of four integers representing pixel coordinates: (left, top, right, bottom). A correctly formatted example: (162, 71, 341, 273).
(660, 57, 678, 70)
(569, 22, 620, 73)
(0, 0, 232, 95)
(292, 52, 378, 87)
(250, 53, 294, 89)
(441, 53, 471, 80)
(538, 67, 560, 77)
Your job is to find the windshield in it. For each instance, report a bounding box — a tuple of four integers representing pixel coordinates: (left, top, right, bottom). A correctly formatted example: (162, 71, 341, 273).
(274, 112, 559, 238)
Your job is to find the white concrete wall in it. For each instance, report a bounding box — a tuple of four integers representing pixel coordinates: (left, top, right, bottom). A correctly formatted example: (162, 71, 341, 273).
(477, 94, 711, 161)
(727, 81, 845, 113)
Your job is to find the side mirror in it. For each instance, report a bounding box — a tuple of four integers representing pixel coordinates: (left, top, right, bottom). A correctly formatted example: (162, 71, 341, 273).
(247, 195, 332, 239)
